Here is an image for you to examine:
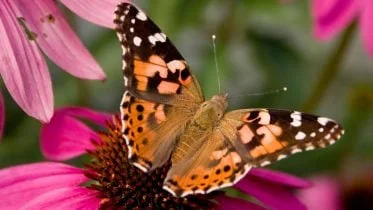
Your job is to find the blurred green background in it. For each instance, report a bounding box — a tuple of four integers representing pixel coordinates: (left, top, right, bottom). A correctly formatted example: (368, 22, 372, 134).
(1, 0, 373, 180)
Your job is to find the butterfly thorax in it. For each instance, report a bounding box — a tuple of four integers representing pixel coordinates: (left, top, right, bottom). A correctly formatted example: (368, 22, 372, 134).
(171, 94, 228, 164)
(192, 94, 228, 128)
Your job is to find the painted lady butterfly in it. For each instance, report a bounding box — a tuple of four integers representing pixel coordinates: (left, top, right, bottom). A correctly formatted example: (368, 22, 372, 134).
(114, 3, 344, 197)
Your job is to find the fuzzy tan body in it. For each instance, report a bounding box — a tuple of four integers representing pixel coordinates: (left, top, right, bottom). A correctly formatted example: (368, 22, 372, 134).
(171, 94, 228, 164)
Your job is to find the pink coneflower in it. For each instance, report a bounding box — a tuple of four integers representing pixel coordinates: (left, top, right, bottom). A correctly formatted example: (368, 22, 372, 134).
(0, 107, 310, 209)
(0, 93, 4, 139)
(299, 172, 373, 210)
(0, 0, 125, 124)
(312, 0, 373, 56)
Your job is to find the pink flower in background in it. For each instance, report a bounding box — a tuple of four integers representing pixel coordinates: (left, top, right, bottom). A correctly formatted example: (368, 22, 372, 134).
(312, 0, 373, 56)
(0, 107, 310, 209)
(0, 93, 4, 139)
(298, 173, 373, 210)
(0, 0, 127, 124)
(298, 176, 341, 210)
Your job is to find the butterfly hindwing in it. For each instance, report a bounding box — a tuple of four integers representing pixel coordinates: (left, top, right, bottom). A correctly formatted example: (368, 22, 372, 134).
(163, 130, 251, 197)
(222, 109, 344, 167)
(114, 3, 204, 172)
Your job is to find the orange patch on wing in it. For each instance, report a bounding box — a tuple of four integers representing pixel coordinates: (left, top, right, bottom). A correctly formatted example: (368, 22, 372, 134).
(211, 148, 228, 160)
(242, 111, 270, 125)
(155, 105, 166, 123)
(239, 125, 254, 144)
(250, 146, 267, 158)
(242, 113, 251, 122)
(256, 126, 283, 153)
(148, 55, 167, 66)
(258, 111, 271, 125)
(135, 75, 148, 91)
(134, 59, 168, 78)
(267, 124, 283, 136)
(157, 81, 180, 94)
(230, 152, 242, 165)
(280, 141, 289, 147)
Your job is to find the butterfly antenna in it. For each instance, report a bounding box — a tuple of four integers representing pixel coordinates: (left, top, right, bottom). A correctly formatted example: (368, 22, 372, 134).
(212, 34, 221, 93)
(229, 86, 288, 99)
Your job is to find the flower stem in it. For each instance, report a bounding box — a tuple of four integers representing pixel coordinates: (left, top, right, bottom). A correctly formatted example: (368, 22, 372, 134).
(302, 22, 356, 112)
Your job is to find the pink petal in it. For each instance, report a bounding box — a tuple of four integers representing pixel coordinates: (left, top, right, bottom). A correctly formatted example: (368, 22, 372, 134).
(60, 0, 131, 28)
(0, 162, 88, 210)
(249, 168, 312, 188)
(360, 0, 373, 56)
(55, 107, 112, 127)
(235, 174, 306, 210)
(21, 187, 100, 210)
(217, 195, 266, 210)
(0, 92, 4, 139)
(297, 176, 341, 210)
(0, 1, 53, 122)
(40, 107, 112, 161)
(13, 0, 106, 80)
(312, 0, 359, 40)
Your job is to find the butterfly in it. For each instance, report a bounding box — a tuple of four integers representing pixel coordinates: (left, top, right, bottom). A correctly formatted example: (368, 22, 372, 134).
(114, 3, 344, 197)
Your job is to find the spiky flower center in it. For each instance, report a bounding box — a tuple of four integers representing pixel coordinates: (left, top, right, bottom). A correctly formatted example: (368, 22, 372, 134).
(85, 116, 217, 209)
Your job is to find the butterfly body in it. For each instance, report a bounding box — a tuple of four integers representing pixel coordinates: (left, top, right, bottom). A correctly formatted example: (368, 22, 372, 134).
(171, 94, 228, 164)
(114, 3, 345, 197)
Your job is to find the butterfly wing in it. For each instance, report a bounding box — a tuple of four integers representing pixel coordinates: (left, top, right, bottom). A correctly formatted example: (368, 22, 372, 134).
(114, 3, 204, 171)
(163, 108, 344, 197)
(222, 109, 344, 167)
(163, 130, 252, 197)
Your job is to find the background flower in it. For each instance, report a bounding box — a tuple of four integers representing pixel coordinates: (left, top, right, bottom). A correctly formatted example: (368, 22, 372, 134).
(0, 93, 4, 139)
(298, 169, 373, 210)
(0, 0, 126, 123)
(312, 0, 373, 56)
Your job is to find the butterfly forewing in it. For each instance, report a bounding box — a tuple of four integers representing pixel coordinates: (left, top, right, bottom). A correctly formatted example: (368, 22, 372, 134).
(222, 109, 344, 167)
(114, 3, 204, 172)
(114, 3, 203, 103)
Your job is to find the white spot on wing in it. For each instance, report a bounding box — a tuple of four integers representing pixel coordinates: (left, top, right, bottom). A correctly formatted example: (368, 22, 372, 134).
(136, 11, 147, 20)
(133, 36, 142, 46)
(291, 148, 302, 154)
(277, 154, 287, 160)
(291, 121, 302, 127)
(133, 162, 148, 172)
(305, 145, 315, 151)
(163, 186, 176, 196)
(310, 132, 316, 137)
(155, 33, 166, 42)
(290, 111, 302, 127)
(260, 161, 271, 166)
(295, 131, 306, 140)
(318, 117, 331, 126)
(148, 35, 157, 45)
